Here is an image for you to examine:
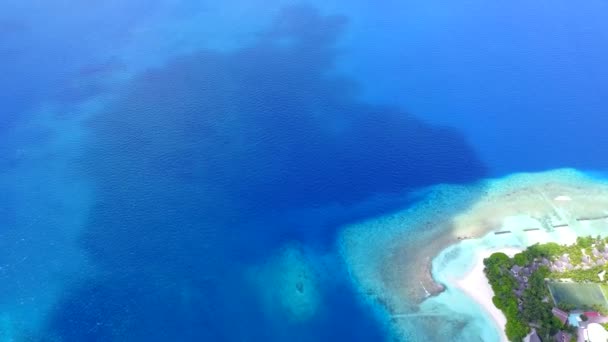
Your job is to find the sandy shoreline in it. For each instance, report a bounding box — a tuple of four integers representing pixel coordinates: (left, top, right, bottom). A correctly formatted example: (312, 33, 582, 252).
(453, 247, 522, 342)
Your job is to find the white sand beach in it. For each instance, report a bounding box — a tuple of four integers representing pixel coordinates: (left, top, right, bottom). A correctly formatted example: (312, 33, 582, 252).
(453, 247, 521, 342)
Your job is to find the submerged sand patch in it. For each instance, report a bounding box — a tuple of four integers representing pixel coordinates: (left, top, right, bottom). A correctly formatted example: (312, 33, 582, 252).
(248, 243, 321, 322)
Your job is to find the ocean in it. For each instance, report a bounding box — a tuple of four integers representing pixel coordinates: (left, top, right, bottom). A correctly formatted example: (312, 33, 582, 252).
(1, 1, 608, 341)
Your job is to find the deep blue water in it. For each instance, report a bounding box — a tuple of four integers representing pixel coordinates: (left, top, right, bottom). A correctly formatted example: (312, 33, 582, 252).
(1, 1, 608, 341)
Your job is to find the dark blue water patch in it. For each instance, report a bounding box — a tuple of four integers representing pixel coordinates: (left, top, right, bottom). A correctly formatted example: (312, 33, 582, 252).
(80, 10, 486, 212)
(45, 5, 487, 341)
(336, 1, 608, 176)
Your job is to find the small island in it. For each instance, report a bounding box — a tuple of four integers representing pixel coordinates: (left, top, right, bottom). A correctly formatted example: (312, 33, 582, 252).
(484, 236, 608, 341)
(339, 169, 608, 341)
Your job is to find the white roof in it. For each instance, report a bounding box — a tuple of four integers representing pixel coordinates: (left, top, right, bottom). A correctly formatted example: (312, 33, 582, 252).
(587, 323, 608, 342)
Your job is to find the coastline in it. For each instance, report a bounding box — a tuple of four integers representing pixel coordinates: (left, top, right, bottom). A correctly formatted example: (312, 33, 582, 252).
(339, 169, 608, 340)
(452, 247, 521, 342)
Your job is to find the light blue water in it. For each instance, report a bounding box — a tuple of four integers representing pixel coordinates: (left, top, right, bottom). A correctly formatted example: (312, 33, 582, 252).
(1, 1, 608, 341)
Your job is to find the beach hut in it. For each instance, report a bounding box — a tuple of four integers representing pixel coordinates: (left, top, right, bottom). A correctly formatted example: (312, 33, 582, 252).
(511, 265, 522, 275)
(582, 255, 590, 264)
(554, 331, 571, 342)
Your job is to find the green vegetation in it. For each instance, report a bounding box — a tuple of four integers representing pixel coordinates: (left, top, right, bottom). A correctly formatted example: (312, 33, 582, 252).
(600, 285, 608, 309)
(484, 253, 562, 341)
(484, 253, 530, 341)
(577, 236, 595, 249)
(515, 236, 608, 268)
(483, 236, 608, 341)
(521, 236, 608, 283)
(557, 302, 576, 311)
(513, 252, 528, 267)
(554, 266, 602, 282)
(520, 266, 563, 339)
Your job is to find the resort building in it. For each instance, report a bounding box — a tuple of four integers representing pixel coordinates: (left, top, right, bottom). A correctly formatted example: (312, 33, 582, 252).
(553, 331, 571, 342)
